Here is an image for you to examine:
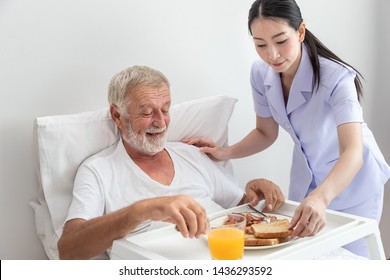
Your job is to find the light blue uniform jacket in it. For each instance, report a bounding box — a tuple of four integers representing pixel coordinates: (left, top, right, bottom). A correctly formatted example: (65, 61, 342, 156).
(250, 45, 390, 211)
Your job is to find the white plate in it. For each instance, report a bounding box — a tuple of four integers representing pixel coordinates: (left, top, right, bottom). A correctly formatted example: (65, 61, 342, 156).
(208, 212, 296, 250)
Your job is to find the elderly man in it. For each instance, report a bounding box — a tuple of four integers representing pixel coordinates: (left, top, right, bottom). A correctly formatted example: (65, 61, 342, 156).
(58, 65, 285, 259)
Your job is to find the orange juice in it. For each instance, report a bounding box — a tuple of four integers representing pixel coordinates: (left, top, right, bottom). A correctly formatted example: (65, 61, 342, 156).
(208, 227, 245, 260)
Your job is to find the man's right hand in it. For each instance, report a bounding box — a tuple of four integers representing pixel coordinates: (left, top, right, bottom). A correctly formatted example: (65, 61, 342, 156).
(137, 195, 209, 238)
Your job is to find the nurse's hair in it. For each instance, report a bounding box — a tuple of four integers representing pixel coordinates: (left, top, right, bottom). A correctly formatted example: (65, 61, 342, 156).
(248, 0, 363, 101)
(108, 65, 170, 116)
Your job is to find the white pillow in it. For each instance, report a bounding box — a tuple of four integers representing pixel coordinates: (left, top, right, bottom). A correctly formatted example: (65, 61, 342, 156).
(31, 95, 237, 259)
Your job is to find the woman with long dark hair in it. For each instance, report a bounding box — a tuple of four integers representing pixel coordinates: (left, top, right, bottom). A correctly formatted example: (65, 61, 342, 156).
(185, 0, 390, 258)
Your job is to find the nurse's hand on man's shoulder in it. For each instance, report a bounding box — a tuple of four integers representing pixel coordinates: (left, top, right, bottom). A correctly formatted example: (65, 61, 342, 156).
(182, 138, 229, 161)
(182, 137, 217, 148)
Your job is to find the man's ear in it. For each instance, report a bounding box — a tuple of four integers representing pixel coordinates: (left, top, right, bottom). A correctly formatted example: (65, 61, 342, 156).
(298, 21, 306, 42)
(110, 105, 124, 130)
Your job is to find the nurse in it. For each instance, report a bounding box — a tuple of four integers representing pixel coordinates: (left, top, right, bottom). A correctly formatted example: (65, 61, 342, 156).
(185, 0, 390, 258)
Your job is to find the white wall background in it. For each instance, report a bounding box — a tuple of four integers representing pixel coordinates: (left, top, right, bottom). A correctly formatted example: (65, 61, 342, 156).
(0, 0, 388, 259)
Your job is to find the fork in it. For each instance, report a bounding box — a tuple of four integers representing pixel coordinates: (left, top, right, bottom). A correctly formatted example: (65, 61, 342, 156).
(247, 204, 271, 223)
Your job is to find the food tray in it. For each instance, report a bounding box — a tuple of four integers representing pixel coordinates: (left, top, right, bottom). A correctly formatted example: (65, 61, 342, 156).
(111, 200, 385, 260)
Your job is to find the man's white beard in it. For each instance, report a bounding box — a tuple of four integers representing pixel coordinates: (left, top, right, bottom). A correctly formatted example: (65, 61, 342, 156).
(122, 120, 167, 156)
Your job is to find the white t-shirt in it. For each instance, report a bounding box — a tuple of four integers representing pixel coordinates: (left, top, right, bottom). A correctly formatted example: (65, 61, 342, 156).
(66, 140, 244, 230)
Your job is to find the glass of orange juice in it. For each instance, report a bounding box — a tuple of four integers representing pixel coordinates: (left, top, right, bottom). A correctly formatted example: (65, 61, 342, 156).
(208, 213, 246, 260)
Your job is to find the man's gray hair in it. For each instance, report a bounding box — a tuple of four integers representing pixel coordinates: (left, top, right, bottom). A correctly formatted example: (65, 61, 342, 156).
(108, 65, 170, 115)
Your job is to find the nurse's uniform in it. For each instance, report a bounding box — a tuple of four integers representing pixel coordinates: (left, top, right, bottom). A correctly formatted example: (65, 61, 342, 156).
(250, 45, 390, 258)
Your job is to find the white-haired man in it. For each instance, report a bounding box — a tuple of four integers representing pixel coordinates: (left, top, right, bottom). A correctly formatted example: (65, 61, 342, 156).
(58, 65, 285, 259)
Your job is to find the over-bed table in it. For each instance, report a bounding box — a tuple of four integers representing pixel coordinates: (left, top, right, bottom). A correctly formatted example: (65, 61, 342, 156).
(111, 200, 385, 260)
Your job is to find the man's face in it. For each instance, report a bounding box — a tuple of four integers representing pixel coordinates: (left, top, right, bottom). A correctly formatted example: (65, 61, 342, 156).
(121, 84, 171, 156)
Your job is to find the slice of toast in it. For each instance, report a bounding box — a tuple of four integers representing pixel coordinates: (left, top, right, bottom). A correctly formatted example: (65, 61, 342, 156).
(251, 219, 292, 239)
(244, 234, 280, 246)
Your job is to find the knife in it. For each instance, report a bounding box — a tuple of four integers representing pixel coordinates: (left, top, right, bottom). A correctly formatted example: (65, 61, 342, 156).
(247, 204, 271, 223)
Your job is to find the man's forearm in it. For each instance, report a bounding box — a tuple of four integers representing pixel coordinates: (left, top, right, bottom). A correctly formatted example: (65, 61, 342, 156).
(58, 204, 144, 260)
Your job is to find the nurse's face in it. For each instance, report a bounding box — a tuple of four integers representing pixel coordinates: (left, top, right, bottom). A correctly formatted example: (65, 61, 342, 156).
(250, 18, 305, 77)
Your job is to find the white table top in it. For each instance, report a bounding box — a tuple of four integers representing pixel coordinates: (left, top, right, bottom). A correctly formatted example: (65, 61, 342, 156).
(111, 200, 385, 260)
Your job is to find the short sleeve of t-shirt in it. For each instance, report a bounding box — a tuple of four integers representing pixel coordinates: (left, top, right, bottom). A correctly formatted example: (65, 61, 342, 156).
(202, 155, 244, 208)
(66, 164, 105, 221)
(167, 143, 244, 209)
